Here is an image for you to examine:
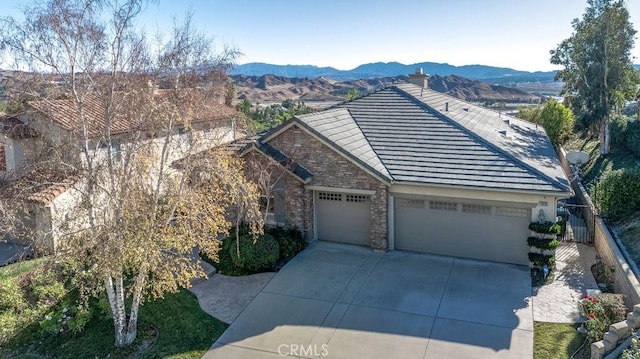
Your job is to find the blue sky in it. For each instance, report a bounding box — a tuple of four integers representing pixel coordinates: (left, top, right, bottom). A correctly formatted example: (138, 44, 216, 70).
(2, 0, 640, 72)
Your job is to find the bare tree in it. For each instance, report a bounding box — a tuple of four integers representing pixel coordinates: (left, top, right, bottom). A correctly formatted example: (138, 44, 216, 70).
(0, 0, 260, 347)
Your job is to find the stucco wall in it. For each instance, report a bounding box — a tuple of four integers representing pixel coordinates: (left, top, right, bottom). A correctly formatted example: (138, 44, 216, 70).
(265, 124, 388, 250)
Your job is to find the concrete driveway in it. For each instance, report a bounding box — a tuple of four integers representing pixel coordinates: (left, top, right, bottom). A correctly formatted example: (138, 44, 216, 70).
(205, 241, 533, 359)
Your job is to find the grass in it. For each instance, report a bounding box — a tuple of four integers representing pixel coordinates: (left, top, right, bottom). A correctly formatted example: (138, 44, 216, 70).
(1, 259, 228, 359)
(534, 322, 589, 359)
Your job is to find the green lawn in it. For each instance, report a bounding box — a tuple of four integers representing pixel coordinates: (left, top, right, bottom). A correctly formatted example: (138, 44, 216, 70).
(0, 259, 228, 358)
(534, 322, 588, 359)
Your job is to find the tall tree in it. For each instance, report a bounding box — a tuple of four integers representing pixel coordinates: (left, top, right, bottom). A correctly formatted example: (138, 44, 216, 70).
(550, 0, 639, 155)
(0, 0, 261, 348)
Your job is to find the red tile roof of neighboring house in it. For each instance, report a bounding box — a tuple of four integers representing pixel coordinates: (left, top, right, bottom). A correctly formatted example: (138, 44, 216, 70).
(1, 168, 82, 205)
(27, 90, 238, 138)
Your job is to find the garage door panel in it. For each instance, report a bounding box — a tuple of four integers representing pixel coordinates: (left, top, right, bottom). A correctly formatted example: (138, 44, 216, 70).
(395, 198, 530, 265)
(316, 191, 371, 246)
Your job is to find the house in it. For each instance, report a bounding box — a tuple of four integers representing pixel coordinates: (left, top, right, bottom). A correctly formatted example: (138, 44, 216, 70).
(0, 92, 240, 253)
(235, 70, 572, 265)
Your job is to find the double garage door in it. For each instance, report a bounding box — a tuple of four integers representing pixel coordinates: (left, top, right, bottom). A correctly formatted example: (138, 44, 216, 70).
(394, 197, 531, 265)
(314, 191, 532, 265)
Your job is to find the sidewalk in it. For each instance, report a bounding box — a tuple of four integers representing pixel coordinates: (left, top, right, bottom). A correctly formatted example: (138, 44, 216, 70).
(531, 242, 600, 323)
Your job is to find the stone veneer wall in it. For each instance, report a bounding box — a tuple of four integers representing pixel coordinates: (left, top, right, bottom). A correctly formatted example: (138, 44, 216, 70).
(267, 124, 388, 250)
(558, 147, 640, 308)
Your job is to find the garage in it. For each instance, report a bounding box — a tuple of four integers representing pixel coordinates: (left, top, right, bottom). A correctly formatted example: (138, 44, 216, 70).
(315, 191, 371, 246)
(394, 197, 532, 265)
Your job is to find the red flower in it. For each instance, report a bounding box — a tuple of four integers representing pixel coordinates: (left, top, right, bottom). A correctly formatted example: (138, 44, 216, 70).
(589, 313, 595, 319)
(592, 298, 598, 304)
(583, 294, 590, 299)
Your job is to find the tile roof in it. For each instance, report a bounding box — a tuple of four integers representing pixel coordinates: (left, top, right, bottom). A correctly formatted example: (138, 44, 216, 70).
(27, 92, 237, 138)
(286, 83, 570, 194)
(226, 130, 314, 183)
(295, 108, 391, 181)
(1, 168, 82, 205)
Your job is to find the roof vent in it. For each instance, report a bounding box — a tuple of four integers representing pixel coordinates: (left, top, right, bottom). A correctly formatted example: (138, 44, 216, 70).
(498, 129, 507, 136)
(463, 108, 469, 112)
(445, 102, 449, 111)
(503, 119, 510, 125)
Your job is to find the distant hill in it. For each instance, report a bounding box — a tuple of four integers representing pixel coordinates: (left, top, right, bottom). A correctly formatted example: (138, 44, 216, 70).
(232, 74, 541, 106)
(230, 61, 558, 82)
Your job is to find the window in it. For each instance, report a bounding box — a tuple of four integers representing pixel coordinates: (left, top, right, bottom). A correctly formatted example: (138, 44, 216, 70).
(260, 195, 275, 223)
(319, 192, 342, 201)
(496, 207, 529, 218)
(462, 204, 492, 215)
(429, 201, 457, 211)
(346, 194, 369, 203)
(397, 199, 424, 208)
(0, 144, 5, 171)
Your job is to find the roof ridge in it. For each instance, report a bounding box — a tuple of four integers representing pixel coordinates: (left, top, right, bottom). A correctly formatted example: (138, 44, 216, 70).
(391, 85, 569, 192)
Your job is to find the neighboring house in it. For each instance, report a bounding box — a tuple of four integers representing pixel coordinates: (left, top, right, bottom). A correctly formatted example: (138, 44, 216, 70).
(0, 116, 39, 179)
(0, 93, 240, 253)
(235, 70, 572, 265)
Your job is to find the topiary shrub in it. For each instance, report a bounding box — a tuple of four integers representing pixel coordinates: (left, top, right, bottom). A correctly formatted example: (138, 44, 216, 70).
(527, 237, 560, 251)
(228, 234, 279, 273)
(528, 222, 561, 237)
(528, 253, 556, 268)
(277, 228, 306, 260)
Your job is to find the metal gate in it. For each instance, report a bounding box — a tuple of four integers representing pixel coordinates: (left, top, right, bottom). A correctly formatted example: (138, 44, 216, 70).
(558, 201, 594, 243)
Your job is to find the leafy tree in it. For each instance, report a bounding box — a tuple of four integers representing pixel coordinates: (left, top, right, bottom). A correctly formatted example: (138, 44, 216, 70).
(343, 88, 359, 102)
(515, 104, 542, 124)
(539, 99, 575, 146)
(0, 0, 261, 348)
(516, 101, 574, 146)
(550, 0, 639, 156)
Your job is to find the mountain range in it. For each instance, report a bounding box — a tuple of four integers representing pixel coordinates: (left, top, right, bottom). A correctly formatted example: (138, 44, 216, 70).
(232, 74, 541, 106)
(230, 61, 559, 83)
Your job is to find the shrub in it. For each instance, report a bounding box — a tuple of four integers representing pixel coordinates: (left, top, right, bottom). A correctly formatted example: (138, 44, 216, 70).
(528, 222, 562, 236)
(579, 293, 627, 341)
(610, 115, 630, 147)
(527, 237, 560, 251)
(228, 234, 279, 272)
(528, 253, 556, 268)
(627, 120, 640, 158)
(276, 228, 306, 260)
(623, 334, 640, 359)
(0, 278, 27, 312)
(596, 169, 640, 221)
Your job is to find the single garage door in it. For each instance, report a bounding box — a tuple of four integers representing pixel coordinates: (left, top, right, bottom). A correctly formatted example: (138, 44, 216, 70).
(394, 197, 531, 265)
(315, 191, 371, 246)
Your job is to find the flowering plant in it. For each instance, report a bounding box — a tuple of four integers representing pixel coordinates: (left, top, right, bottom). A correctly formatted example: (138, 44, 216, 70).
(578, 293, 626, 342)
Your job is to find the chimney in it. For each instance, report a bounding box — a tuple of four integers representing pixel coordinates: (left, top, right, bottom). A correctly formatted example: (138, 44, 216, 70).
(409, 68, 429, 88)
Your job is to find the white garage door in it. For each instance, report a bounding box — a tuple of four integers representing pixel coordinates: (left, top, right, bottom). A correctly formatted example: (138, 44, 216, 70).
(315, 191, 371, 246)
(394, 197, 531, 265)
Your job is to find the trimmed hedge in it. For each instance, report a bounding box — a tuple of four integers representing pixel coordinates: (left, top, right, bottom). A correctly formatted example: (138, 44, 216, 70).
(596, 168, 640, 221)
(228, 234, 279, 272)
(527, 237, 560, 251)
(528, 222, 562, 236)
